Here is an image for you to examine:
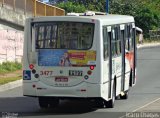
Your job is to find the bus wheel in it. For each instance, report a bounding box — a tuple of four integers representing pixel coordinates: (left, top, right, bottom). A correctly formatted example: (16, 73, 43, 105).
(105, 82, 116, 108)
(49, 98, 59, 108)
(38, 97, 49, 109)
(94, 99, 105, 108)
(120, 90, 129, 99)
(129, 70, 133, 87)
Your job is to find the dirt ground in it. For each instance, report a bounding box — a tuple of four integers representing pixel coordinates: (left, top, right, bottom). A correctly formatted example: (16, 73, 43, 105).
(0, 70, 22, 79)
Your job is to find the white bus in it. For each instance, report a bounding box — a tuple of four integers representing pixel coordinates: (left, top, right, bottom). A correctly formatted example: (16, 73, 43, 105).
(23, 13, 137, 108)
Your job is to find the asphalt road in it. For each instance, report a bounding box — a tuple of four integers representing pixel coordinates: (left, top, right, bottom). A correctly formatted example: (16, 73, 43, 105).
(0, 46, 160, 118)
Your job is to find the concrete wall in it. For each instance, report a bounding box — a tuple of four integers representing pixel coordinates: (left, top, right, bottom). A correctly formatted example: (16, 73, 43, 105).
(0, 6, 26, 28)
(0, 30, 23, 63)
(0, 5, 26, 63)
(0, 1, 65, 63)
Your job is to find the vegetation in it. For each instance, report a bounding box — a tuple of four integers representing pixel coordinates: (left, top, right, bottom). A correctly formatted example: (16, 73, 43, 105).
(0, 62, 22, 74)
(57, 1, 86, 13)
(0, 62, 22, 85)
(56, 0, 160, 38)
(0, 76, 21, 85)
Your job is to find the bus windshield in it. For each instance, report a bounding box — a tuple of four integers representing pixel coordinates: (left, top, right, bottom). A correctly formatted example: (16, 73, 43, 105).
(33, 22, 94, 50)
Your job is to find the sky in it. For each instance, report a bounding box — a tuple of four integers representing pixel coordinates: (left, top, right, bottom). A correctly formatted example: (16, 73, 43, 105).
(42, 0, 49, 2)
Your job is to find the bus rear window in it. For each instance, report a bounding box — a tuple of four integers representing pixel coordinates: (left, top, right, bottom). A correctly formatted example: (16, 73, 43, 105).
(33, 22, 94, 50)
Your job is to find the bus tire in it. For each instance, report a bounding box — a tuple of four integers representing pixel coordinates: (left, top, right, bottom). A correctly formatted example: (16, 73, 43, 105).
(105, 82, 116, 108)
(49, 98, 59, 108)
(129, 70, 133, 87)
(38, 97, 49, 109)
(120, 90, 129, 99)
(93, 99, 105, 108)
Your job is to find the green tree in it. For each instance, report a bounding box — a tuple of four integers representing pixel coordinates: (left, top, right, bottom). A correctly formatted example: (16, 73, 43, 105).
(67, 0, 106, 11)
(57, 1, 86, 13)
(135, 7, 159, 37)
(56, 0, 160, 37)
(109, 0, 159, 37)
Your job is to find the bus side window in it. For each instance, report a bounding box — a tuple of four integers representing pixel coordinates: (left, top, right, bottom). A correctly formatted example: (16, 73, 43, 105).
(118, 26, 122, 53)
(129, 24, 133, 50)
(111, 29, 116, 56)
(132, 28, 136, 48)
(130, 24, 135, 50)
(103, 27, 108, 60)
(125, 24, 129, 51)
(115, 26, 121, 55)
(121, 29, 125, 51)
(126, 24, 135, 51)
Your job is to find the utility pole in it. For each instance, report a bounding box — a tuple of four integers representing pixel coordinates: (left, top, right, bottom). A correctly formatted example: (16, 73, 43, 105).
(106, 0, 109, 14)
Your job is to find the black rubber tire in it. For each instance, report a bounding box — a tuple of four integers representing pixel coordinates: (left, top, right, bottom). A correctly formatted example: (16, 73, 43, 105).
(94, 99, 105, 108)
(129, 70, 133, 87)
(38, 97, 49, 109)
(104, 82, 116, 108)
(120, 90, 129, 99)
(48, 98, 59, 108)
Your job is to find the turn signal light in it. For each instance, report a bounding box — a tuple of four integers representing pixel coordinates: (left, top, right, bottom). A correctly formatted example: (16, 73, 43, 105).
(87, 70, 92, 75)
(90, 65, 95, 70)
(29, 64, 34, 70)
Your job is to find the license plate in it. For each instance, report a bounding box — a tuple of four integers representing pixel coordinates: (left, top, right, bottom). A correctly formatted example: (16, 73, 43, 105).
(55, 77, 68, 82)
(69, 70, 83, 76)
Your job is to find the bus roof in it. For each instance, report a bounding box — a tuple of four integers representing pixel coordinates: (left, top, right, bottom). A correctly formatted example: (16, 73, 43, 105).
(29, 14, 134, 25)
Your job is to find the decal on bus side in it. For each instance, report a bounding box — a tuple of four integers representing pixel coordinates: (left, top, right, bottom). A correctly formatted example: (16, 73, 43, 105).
(69, 70, 83, 76)
(40, 71, 53, 76)
(55, 83, 69, 87)
(38, 50, 96, 67)
(23, 70, 31, 80)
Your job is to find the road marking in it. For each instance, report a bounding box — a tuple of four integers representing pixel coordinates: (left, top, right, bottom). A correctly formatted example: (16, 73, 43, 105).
(132, 97, 160, 112)
(119, 97, 160, 118)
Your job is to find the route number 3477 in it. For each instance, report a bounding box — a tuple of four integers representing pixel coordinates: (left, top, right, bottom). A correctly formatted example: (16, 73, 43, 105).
(40, 71, 53, 76)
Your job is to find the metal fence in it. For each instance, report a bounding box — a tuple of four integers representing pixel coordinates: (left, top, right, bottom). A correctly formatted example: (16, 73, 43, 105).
(0, 0, 65, 16)
(149, 29, 160, 40)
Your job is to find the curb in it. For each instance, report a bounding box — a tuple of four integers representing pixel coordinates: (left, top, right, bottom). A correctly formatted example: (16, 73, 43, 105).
(137, 43, 160, 49)
(0, 79, 22, 92)
(0, 43, 160, 92)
